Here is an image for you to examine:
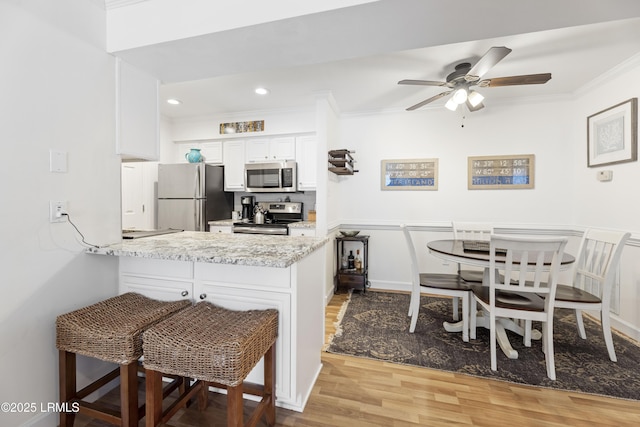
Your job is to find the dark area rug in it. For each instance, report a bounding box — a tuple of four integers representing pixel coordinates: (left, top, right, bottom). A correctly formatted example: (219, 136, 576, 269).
(326, 291, 640, 400)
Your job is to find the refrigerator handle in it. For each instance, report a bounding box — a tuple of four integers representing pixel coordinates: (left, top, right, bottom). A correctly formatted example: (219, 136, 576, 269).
(195, 164, 201, 199)
(195, 198, 201, 231)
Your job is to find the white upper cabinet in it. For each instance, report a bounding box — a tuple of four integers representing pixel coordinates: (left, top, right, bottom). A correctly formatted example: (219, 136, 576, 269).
(295, 135, 317, 191)
(222, 140, 245, 191)
(199, 141, 223, 164)
(246, 137, 295, 162)
(115, 58, 159, 160)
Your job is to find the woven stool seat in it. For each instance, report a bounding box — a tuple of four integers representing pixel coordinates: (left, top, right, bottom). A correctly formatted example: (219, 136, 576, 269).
(143, 301, 279, 427)
(57, 292, 191, 364)
(144, 301, 278, 386)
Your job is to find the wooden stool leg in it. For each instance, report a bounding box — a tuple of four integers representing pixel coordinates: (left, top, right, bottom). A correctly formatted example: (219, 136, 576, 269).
(59, 350, 76, 427)
(121, 361, 139, 427)
(264, 344, 276, 426)
(227, 385, 244, 427)
(198, 381, 209, 411)
(145, 369, 163, 427)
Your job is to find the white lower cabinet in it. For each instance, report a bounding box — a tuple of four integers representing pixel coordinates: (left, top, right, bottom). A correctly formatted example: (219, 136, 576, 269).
(289, 228, 316, 237)
(116, 249, 324, 412)
(194, 283, 292, 400)
(209, 225, 232, 234)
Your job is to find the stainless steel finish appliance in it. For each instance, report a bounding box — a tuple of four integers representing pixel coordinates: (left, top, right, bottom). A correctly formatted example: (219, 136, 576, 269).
(245, 161, 297, 193)
(157, 163, 233, 232)
(233, 201, 303, 235)
(240, 195, 255, 221)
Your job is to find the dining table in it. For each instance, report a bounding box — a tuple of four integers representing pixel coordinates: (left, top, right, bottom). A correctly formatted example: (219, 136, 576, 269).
(427, 239, 575, 359)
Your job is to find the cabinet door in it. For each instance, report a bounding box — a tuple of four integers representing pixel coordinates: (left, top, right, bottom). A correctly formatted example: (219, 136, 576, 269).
(209, 225, 232, 234)
(222, 140, 245, 191)
(269, 136, 296, 161)
(120, 275, 192, 301)
(200, 141, 223, 164)
(289, 228, 316, 237)
(245, 138, 270, 162)
(115, 58, 159, 160)
(295, 135, 317, 191)
(194, 285, 292, 402)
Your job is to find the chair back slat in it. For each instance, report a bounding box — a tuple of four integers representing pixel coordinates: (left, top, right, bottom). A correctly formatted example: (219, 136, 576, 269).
(400, 224, 421, 292)
(489, 235, 568, 306)
(452, 222, 493, 240)
(573, 228, 630, 302)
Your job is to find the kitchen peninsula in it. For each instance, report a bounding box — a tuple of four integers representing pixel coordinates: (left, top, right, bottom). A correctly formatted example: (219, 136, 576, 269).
(88, 231, 328, 412)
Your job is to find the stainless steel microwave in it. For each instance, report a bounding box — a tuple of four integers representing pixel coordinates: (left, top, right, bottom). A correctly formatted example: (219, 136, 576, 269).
(245, 161, 297, 193)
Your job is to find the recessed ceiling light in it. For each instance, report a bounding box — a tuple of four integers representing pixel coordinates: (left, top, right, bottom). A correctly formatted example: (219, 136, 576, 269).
(255, 87, 270, 95)
(167, 98, 182, 105)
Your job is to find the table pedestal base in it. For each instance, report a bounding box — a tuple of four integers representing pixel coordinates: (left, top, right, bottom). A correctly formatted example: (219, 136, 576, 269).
(444, 314, 541, 359)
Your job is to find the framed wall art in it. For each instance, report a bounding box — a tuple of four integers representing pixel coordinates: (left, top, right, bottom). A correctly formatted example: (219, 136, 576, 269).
(381, 158, 438, 190)
(468, 154, 535, 190)
(587, 98, 637, 167)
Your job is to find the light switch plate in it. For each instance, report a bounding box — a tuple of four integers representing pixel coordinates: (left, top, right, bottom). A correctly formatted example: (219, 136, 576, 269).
(597, 170, 613, 182)
(50, 150, 67, 173)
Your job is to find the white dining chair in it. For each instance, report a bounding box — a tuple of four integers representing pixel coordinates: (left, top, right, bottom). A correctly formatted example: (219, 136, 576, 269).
(452, 221, 494, 283)
(552, 228, 630, 362)
(401, 224, 471, 341)
(470, 235, 568, 380)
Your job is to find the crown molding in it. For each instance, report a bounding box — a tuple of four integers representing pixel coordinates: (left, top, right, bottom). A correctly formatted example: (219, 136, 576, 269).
(104, 0, 149, 10)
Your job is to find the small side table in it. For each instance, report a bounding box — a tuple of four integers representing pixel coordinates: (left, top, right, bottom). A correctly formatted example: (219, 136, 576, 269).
(335, 235, 369, 293)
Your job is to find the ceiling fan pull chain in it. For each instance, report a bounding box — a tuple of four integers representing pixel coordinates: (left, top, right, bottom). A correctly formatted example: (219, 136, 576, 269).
(461, 115, 466, 128)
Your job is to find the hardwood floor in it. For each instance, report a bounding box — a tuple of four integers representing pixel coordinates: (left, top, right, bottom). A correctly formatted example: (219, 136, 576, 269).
(75, 291, 640, 427)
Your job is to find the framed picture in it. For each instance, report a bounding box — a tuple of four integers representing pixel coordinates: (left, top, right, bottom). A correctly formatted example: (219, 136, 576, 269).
(468, 154, 535, 190)
(381, 158, 438, 190)
(587, 98, 637, 167)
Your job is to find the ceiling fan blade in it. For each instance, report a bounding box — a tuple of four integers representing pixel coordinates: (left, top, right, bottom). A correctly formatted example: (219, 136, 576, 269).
(406, 91, 452, 111)
(465, 46, 512, 81)
(481, 73, 552, 87)
(398, 79, 447, 86)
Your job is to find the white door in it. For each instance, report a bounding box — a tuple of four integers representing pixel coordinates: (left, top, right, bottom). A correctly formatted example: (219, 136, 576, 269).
(121, 163, 145, 229)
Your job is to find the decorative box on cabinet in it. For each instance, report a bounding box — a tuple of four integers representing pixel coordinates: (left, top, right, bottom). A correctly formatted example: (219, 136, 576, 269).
(335, 235, 369, 293)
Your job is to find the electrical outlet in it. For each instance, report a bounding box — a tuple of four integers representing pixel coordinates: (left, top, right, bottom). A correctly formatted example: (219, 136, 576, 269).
(50, 201, 66, 223)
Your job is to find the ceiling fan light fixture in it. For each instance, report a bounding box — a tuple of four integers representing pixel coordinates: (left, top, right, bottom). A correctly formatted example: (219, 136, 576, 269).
(445, 98, 458, 111)
(468, 90, 484, 107)
(452, 88, 468, 105)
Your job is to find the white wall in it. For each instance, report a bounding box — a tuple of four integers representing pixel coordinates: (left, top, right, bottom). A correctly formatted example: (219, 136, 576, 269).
(0, 1, 121, 426)
(570, 55, 640, 338)
(337, 100, 574, 226)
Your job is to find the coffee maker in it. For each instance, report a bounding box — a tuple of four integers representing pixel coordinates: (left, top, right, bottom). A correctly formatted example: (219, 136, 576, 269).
(240, 196, 255, 222)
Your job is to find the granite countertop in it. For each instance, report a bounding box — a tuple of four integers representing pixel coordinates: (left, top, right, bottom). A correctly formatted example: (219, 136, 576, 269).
(208, 219, 316, 229)
(88, 231, 328, 268)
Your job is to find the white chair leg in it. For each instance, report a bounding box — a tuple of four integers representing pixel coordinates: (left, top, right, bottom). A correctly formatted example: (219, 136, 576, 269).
(575, 309, 587, 339)
(408, 287, 417, 317)
(452, 296, 460, 321)
(461, 293, 469, 342)
(601, 309, 618, 362)
(523, 319, 532, 347)
(409, 293, 421, 333)
(544, 320, 556, 380)
(490, 312, 497, 371)
(470, 297, 477, 340)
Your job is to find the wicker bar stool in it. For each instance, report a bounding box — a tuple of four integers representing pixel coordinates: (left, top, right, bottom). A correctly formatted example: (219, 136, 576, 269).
(143, 301, 279, 427)
(56, 292, 191, 427)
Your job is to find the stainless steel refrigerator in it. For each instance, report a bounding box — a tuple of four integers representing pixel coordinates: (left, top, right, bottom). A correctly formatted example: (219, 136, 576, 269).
(157, 163, 233, 231)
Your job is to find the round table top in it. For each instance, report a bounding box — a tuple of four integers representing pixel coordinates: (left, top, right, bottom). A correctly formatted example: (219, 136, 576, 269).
(427, 239, 575, 266)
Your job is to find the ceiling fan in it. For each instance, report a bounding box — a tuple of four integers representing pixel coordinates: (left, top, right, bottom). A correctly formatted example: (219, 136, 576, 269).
(398, 46, 551, 112)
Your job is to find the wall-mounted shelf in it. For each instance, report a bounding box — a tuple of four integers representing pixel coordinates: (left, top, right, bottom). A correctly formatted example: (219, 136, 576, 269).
(328, 149, 358, 175)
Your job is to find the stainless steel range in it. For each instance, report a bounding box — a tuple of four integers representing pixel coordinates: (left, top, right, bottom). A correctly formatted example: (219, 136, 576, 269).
(232, 202, 303, 235)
